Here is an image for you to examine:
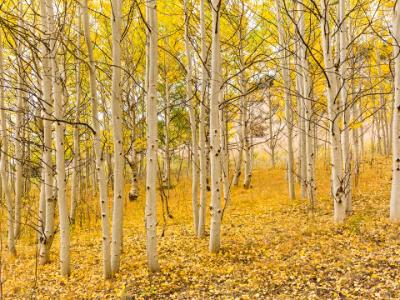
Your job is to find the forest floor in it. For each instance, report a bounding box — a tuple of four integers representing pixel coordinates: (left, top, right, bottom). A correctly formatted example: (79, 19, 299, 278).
(2, 156, 400, 299)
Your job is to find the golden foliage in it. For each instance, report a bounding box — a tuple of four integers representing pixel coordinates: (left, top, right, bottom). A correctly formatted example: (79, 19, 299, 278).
(1, 157, 399, 298)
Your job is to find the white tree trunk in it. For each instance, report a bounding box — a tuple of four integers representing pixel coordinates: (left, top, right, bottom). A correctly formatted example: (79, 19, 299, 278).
(209, 0, 222, 253)
(295, 39, 307, 198)
(14, 0, 25, 239)
(184, 0, 199, 235)
(276, 0, 295, 199)
(162, 78, 170, 190)
(145, 0, 161, 272)
(0, 33, 16, 256)
(82, 0, 112, 278)
(390, 0, 400, 221)
(46, 0, 70, 276)
(39, 0, 56, 265)
(70, 8, 81, 224)
(339, 0, 352, 215)
(110, 0, 124, 275)
(220, 97, 230, 208)
(320, 0, 346, 223)
(197, 0, 208, 238)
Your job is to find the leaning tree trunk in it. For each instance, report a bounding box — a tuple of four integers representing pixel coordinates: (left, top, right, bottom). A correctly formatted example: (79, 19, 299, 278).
(276, 0, 295, 200)
(184, 0, 199, 235)
(390, 0, 400, 221)
(197, 0, 208, 238)
(209, 0, 223, 253)
(145, 0, 161, 272)
(0, 33, 16, 256)
(82, 0, 112, 278)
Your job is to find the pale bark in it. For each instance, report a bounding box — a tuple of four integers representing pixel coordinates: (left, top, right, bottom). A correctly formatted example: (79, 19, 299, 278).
(267, 87, 276, 168)
(39, 0, 56, 265)
(162, 77, 171, 190)
(297, 0, 314, 204)
(70, 8, 81, 224)
(0, 33, 16, 256)
(320, 0, 346, 223)
(129, 93, 139, 201)
(339, 0, 352, 215)
(145, 0, 161, 272)
(276, 0, 295, 199)
(46, 0, 70, 276)
(184, 0, 200, 235)
(14, 0, 25, 239)
(209, 0, 222, 253)
(110, 0, 124, 274)
(197, 0, 208, 238)
(377, 49, 390, 156)
(220, 96, 230, 209)
(295, 39, 307, 198)
(240, 56, 252, 189)
(82, 0, 112, 278)
(390, 0, 400, 221)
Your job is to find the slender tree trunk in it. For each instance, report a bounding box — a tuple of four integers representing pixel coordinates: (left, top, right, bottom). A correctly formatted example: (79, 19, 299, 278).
(45, 0, 71, 276)
(0, 34, 16, 256)
(339, 0, 352, 215)
(184, 1, 200, 235)
(110, 0, 124, 275)
(320, 0, 346, 223)
(82, 0, 112, 278)
(70, 9, 81, 224)
(14, 0, 25, 240)
(276, 0, 295, 199)
(197, 0, 208, 238)
(162, 77, 171, 190)
(297, 0, 316, 207)
(295, 31, 307, 198)
(220, 98, 230, 208)
(145, 0, 161, 272)
(209, 0, 223, 253)
(390, 0, 400, 221)
(267, 87, 276, 168)
(39, 0, 56, 265)
(129, 94, 139, 202)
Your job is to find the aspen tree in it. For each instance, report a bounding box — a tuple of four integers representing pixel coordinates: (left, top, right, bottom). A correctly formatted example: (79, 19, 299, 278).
(339, 0, 352, 215)
(110, 0, 124, 274)
(184, 0, 200, 235)
(162, 75, 171, 190)
(320, 0, 346, 223)
(70, 8, 81, 224)
(209, 0, 223, 253)
(197, 0, 208, 238)
(276, 0, 295, 200)
(240, 38, 252, 189)
(46, 0, 70, 275)
(14, 0, 25, 239)
(297, 0, 315, 206)
(39, 0, 56, 265)
(82, 0, 112, 278)
(390, 0, 400, 221)
(0, 33, 16, 256)
(145, 0, 161, 272)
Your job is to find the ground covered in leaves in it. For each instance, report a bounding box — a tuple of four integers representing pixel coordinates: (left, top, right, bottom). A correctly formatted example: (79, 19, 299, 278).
(2, 157, 400, 299)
